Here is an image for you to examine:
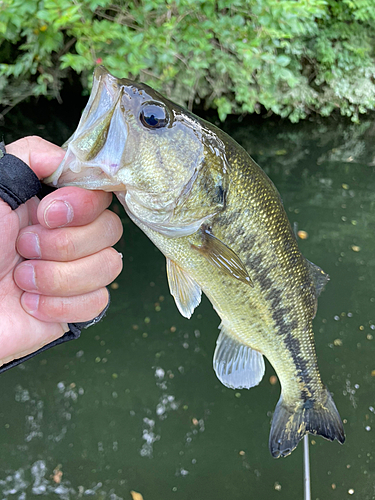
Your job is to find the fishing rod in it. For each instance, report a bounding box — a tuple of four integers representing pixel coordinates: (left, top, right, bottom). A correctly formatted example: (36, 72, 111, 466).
(303, 434, 311, 500)
(293, 222, 312, 500)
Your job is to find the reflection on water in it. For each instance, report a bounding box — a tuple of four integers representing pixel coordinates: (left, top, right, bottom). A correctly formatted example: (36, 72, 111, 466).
(1, 107, 375, 499)
(140, 366, 180, 459)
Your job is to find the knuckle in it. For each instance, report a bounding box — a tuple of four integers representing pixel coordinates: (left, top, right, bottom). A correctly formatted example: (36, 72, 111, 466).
(45, 262, 71, 295)
(38, 295, 71, 320)
(97, 211, 121, 247)
(56, 264, 69, 289)
(53, 230, 76, 261)
(36, 262, 71, 295)
(41, 289, 109, 322)
(108, 211, 124, 241)
(105, 248, 123, 278)
(93, 288, 109, 313)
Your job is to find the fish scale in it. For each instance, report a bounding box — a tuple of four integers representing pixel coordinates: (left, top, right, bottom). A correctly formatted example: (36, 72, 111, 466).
(46, 66, 345, 458)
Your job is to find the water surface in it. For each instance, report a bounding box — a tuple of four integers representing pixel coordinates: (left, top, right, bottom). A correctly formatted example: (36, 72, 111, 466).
(1, 106, 375, 499)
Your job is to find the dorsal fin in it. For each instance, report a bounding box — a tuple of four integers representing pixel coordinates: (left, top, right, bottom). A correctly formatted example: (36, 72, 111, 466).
(306, 259, 329, 297)
(166, 258, 202, 319)
(213, 324, 265, 390)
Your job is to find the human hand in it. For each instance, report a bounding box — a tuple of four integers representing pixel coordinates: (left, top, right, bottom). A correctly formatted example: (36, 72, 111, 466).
(0, 136, 123, 367)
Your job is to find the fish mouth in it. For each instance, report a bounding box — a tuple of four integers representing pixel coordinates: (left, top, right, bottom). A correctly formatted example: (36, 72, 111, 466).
(44, 66, 129, 191)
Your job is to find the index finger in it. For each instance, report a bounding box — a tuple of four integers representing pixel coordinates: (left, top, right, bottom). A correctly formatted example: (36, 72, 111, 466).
(37, 187, 113, 228)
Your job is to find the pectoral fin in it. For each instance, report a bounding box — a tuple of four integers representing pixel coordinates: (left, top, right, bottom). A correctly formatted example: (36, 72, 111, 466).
(213, 325, 265, 390)
(192, 227, 252, 286)
(166, 258, 202, 319)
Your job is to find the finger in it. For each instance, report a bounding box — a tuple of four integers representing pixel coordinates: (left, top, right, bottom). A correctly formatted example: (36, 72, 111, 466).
(21, 288, 110, 323)
(14, 196, 40, 231)
(0, 321, 68, 367)
(37, 187, 113, 229)
(14, 248, 123, 296)
(17, 209, 123, 261)
(5, 136, 65, 178)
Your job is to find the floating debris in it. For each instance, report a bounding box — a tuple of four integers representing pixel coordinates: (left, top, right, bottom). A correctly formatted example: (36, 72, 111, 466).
(351, 245, 361, 252)
(110, 282, 119, 290)
(130, 491, 144, 500)
(333, 339, 343, 347)
(176, 468, 189, 477)
(274, 482, 282, 491)
(52, 465, 63, 484)
(331, 483, 336, 490)
(239, 450, 245, 456)
(348, 488, 355, 495)
(297, 230, 308, 240)
(342, 184, 349, 189)
(269, 375, 278, 385)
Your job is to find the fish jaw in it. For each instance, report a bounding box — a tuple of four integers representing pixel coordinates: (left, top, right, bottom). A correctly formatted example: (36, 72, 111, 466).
(44, 66, 128, 192)
(44, 66, 228, 237)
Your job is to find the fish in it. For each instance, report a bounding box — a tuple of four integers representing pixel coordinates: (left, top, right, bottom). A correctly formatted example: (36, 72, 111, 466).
(45, 66, 345, 458)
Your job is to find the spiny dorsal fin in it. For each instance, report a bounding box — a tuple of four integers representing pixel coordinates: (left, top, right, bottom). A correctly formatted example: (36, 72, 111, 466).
(166, 258, 202, 319)
(192, 227, 253, 286)
(306, 259, 329, 297)
(213, 324, 265, 390)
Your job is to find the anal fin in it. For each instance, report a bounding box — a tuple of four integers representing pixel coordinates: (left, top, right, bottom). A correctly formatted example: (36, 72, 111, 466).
(213, 324, 265, 390)
(166, 258, 202, 319)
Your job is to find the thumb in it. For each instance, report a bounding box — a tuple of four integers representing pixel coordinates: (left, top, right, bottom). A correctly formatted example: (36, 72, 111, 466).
(5, 136, 65, 179)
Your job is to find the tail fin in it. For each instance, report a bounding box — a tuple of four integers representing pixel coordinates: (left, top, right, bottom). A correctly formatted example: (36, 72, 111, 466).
(269, 388, 345, 458)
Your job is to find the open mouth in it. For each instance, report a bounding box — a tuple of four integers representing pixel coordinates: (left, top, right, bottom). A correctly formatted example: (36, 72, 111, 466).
(44, 67, 128, 191)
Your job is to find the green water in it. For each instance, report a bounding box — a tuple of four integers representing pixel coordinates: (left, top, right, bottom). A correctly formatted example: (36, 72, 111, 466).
(1, 107, 375, 499)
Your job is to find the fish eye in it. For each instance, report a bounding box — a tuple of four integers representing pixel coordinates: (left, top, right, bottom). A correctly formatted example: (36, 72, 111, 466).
(140, 103, 169, 129)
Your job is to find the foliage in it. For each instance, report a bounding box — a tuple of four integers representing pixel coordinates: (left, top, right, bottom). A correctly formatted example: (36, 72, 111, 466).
(1, 0, 375, 122)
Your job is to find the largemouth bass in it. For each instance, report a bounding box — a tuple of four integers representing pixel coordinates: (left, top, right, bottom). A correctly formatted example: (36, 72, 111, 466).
(46, 66, 345, 458)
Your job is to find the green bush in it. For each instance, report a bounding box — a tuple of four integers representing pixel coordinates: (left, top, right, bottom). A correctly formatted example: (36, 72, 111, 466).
(1, 0, 375, 122)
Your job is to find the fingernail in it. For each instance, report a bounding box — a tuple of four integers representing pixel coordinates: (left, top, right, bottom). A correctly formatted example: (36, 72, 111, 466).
(16, 264, 37, 291)
(17, 232, 41, 259)
(44, 200, 73, 228)
(22, 293, 40, 314)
